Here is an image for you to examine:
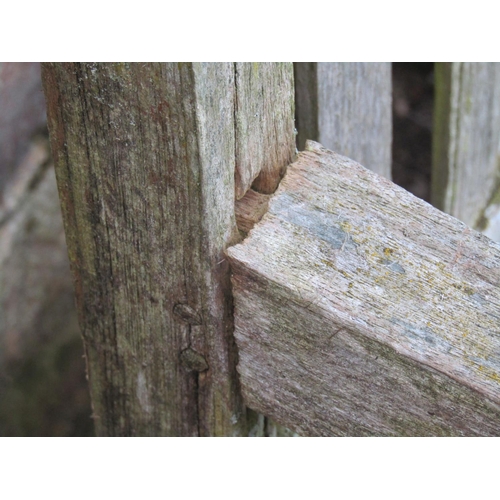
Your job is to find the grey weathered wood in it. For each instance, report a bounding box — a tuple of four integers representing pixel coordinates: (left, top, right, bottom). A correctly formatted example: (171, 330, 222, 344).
(227, 141, 500, 436)
(234, 63, 295, 199)
(42, 63, 247, 436)
(433, 63, 500, 239)
(294, 63, 392, 178)
(42, 62, 298, 436)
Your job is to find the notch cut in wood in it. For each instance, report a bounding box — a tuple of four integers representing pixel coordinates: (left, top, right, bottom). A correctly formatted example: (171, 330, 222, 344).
(235, 189, 271, 236)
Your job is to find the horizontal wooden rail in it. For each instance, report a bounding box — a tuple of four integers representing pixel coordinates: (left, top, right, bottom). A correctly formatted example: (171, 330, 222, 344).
(227, 141, 500, 436)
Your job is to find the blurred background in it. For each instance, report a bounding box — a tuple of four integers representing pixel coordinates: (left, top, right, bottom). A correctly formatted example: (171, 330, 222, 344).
(0, 63, 93, 436)
(0, 62, 434, 436)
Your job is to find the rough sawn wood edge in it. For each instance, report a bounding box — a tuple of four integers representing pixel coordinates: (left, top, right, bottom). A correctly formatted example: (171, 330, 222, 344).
(227, 141, 500, 436)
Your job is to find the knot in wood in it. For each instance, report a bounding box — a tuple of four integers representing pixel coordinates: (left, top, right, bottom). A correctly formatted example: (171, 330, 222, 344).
(173, 303, 202, 325)
(180, 348, 209, 372)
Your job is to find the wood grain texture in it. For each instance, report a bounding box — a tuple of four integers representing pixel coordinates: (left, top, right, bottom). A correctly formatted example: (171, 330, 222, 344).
(235, 189, 271, 235)
(227, 141, 500, 436)
(42, 63, 246, 436)
(433, 63, 500, 238)
(234, 63, 295, 199)
(294, 63, 392, 178)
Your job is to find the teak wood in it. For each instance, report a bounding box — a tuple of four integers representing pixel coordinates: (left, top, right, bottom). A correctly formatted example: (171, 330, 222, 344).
(227, 141, 500, 436)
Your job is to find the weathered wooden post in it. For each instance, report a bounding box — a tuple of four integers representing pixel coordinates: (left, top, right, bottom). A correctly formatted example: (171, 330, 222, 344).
(41, 63, 295, 436)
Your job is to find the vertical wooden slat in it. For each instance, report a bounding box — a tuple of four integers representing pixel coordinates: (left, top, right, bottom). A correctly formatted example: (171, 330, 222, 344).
(234, 63, 295, 199)
(433, 62, 500, 240)
(294, 62, 392, 178)
(42, 62, 296, 436)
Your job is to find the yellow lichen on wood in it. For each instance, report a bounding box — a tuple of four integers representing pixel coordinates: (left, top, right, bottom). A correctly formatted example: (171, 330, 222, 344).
(228, 142, 500, 436)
